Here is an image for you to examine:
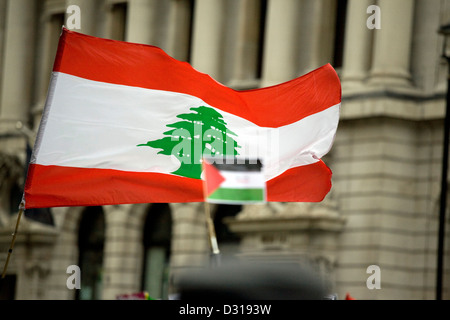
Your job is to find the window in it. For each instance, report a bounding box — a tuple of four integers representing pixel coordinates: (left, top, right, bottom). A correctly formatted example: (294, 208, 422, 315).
(333, 0, 348, 69)
(77, 206, 105, 300)
(185, 0, 195, 63)
(214, 204, 241, 257)
(110, 2, 127, 41)
(141, 203, 172, 300)
(256, 0, 268, 80)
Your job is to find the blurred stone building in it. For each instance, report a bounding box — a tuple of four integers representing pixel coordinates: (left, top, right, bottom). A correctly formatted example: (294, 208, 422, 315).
(0, 0, 449, 300)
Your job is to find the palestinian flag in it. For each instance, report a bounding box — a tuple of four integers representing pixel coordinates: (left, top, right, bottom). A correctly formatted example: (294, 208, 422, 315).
(203, 157, 266, 204)
(23, 28, 341, 209)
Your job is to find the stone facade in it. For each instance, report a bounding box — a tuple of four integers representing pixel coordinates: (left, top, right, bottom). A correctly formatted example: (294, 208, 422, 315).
(0, 0, 449, 300)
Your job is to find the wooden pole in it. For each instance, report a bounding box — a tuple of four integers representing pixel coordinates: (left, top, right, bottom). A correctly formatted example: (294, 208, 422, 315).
(1, 200, 25, 279)
(202, 158, 221, 265)
(204, 201, 220, 255)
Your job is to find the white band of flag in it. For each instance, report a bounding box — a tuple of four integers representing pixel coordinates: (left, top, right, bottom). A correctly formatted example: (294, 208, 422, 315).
(33, 72, 339, 181)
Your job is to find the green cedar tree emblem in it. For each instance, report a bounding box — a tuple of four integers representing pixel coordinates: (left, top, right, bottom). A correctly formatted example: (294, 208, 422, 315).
(137, 106, 241, 179)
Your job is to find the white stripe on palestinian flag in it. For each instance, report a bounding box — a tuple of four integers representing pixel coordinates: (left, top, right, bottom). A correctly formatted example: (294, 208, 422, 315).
(218, 171, 266, 189)
(33, 72, 340, 181)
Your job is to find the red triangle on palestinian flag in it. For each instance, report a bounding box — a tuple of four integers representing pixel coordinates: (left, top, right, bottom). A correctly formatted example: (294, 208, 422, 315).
(202, 158, 226, 196)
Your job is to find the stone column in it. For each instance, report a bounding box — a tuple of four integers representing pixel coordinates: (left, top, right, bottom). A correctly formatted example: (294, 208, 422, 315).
(0, 0, 36, 125)
(45, 207, 83, 300)
(190, 0, 226, 81)
(126, 0, 158, 45)
(227, 0, 262, 89)
(165, 0, 193, 62)
(260, 0, 302, 87)
(369, 0, 415, 86)
(170, 203, 209, 271)
(101, 204, 143, 300)
(297, 0, 337, 76)
(32, 10, 67, 129)
(341, 0, 374, 86)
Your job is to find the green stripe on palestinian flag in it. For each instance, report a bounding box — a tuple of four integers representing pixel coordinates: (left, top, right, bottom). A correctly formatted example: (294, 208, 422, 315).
(23, 28, 341, 209)
(209, 188, 264, 203)
(203, 158, 266, 204)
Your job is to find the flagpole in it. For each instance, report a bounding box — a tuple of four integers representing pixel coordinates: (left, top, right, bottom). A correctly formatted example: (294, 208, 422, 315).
(204, 201, 220, 254)
(203, 201, 221, 266)
(201, 158, 221, 265)
(1, 199, 25, 279)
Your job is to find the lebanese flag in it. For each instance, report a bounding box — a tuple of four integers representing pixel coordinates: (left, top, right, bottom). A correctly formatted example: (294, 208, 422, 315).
(23, 28, 340, 209)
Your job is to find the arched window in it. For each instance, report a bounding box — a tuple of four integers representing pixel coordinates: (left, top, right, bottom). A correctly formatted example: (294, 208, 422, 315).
(77, 206, 105, 300)
(141, 203, 172, 300)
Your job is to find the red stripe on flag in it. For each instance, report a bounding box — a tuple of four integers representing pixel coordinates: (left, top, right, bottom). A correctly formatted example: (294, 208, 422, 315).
(266, 160, 332, 202)
(24, 162, 331, 209)
(53, 28, 341, 128)
(24, 164, 204, 208)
